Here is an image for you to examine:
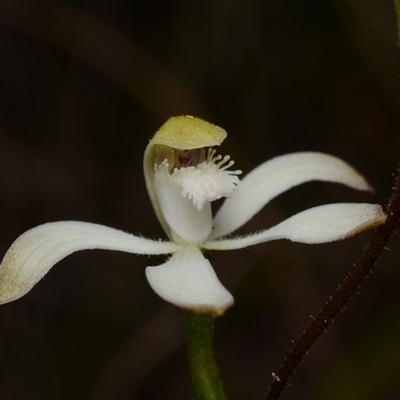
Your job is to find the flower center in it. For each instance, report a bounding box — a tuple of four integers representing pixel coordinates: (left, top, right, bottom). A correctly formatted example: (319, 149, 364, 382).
(170, 148, 242, 210)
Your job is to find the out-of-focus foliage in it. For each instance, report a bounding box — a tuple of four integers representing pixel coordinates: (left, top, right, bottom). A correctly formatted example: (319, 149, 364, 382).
(0, 1, 399, 399)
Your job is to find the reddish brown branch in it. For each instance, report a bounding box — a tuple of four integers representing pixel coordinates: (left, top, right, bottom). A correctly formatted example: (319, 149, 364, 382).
(266, 166, 400, 400)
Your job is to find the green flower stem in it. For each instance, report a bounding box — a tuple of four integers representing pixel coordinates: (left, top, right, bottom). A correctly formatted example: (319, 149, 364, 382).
(182, 311, 227, 400)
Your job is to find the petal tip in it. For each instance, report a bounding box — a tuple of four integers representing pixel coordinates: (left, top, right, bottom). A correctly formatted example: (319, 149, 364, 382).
(344, 204, 387, 238)
(183, 296, 235, 318)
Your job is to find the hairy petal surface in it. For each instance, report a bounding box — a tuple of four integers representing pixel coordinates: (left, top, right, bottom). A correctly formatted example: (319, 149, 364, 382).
(145, 245, 234, 317)
(211, 152, 372, 239)
(204, 203, 386, 251)
(0, 221, 180, 304)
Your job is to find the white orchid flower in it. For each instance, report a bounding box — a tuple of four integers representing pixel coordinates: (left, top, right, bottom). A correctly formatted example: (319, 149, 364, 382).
(0, 116, 386, 317)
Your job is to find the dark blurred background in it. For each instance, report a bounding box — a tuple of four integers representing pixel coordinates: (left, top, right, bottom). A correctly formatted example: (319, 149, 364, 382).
(0, 1, 400, 399)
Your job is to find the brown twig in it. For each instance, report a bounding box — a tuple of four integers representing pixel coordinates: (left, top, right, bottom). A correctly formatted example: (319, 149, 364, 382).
(266, 165, 400, 400)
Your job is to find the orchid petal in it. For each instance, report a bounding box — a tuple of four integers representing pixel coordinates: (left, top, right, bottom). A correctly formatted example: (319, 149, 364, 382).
(0, 221, 180, 304)
(145, 245, 234, 317)
(211, 152, 372, 239)
(204, 203, 386, 251)
(154, 165, 213, 244)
